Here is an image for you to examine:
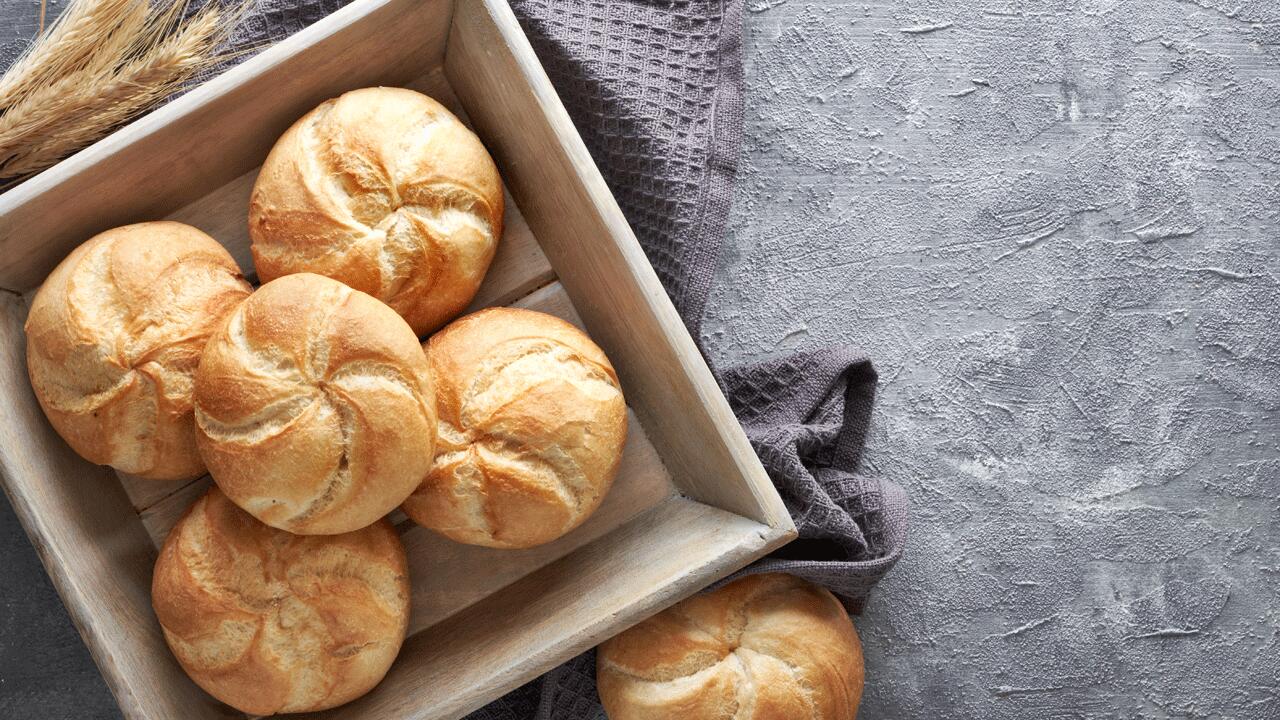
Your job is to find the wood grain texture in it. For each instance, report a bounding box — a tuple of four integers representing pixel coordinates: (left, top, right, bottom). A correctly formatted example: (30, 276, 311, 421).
(446, 0, 793, 532)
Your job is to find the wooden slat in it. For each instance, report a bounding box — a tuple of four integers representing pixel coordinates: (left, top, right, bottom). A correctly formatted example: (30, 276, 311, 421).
(162, 168, 257, 275)
(114, 471, 196, 515)
(446, 0, 794, 531)
(138, 477, 211, 543)
(511, 280, 574, 318)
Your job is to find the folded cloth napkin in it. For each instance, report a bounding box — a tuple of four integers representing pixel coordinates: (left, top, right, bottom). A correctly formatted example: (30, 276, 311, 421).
(4, 1, 909, 718)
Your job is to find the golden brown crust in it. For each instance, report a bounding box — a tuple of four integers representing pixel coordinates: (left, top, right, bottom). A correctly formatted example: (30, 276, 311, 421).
(24, 221, 251, 480)
(152, 487, 410, 715)
(402, 307, 627, 549)
(249, 86, 504, 336)
(193, 273, 437, 535)
(597, 573, 865, 720)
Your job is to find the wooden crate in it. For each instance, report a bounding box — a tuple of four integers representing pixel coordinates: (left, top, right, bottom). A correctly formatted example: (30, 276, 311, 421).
(0, 1, 795, 718)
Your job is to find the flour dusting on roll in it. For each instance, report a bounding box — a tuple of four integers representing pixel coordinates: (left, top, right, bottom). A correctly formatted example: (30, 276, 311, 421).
(24, 221, 251, 481)
(249, 86, 505, 336)
(403, 307, 627, 549)
(194, 273, 437, 535)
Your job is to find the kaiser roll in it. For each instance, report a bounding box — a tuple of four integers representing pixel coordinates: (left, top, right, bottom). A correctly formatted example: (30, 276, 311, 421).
(24, 222, 251, 481)
(248, 86, 504, 336)
(194, 273, 437, 535)
(153, 487, 410, 715)
(401, 307, 627, 549)
(597, 573, 865, 720)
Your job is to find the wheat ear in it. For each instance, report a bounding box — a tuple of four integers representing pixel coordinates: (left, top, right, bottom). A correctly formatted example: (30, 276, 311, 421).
(0, 0, 143, 111)
(0, 1, 235, 181)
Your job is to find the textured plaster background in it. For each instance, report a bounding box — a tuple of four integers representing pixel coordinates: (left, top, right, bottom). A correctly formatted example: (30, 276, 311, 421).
(703, 0, 1280, 717)
(1, 0, 1278, 718)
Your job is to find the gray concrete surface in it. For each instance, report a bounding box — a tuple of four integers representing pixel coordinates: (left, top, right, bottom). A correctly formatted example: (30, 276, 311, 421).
(703, 1, 1280, 717)
(1, 0, 1278, 718)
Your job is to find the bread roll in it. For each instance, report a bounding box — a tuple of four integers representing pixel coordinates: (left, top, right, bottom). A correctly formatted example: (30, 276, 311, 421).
(597, 573, 865, 720)
(402, 307, 626, 549)
(194, 273, 436, 535)
(24, 222, 250, 481)
(249, 86, 504, 336)
(153, 487, 409, 715)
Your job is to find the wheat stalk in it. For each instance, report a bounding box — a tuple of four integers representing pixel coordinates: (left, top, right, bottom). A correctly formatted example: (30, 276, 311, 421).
(0, 0, 147, 112)
(0, 0, 241, 182)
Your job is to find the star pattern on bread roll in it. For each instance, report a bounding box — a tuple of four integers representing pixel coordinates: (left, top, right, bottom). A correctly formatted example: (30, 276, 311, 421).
(194, 273, 437, 535)
(597, 574, 865, 720)
(152, 488, 410, 715)
(249, 86, 504, 336)
(403, 307, 627, 549)
(24, 222, 251, 480)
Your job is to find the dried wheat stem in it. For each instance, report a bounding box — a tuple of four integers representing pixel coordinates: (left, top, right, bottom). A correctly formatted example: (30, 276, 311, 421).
(0, 2, 232, 180)
(0, 0, 142, 111)
(6, 12, 215, 148)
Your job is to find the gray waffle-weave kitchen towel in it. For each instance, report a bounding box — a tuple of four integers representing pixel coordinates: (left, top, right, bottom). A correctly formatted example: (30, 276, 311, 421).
(501, 0, 908, 600)
(1, 1, 908, 718)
